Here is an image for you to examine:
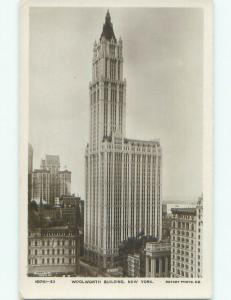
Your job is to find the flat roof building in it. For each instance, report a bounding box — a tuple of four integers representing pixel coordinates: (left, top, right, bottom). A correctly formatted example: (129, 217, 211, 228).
(28, 226, 79, 277)
(170, 195, 203, 278)
(145, 240, 171, 277)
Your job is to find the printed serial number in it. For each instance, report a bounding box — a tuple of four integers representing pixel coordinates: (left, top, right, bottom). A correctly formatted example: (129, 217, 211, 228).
(35, 280, 55, 284)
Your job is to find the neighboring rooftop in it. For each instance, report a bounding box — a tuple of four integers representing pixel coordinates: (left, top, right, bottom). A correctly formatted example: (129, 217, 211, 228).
(171, 207, 196, 215)
(45, 155, 60, 165)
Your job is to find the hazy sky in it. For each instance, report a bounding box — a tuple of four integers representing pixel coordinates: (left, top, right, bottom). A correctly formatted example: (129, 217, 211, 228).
(29, 7, 203, 202)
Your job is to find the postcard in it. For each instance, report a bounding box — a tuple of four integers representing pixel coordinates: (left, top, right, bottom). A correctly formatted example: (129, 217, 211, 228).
(19, 0, 213, 298)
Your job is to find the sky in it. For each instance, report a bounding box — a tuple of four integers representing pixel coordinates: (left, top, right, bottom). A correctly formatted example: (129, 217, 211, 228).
(29, 7, 203, 202)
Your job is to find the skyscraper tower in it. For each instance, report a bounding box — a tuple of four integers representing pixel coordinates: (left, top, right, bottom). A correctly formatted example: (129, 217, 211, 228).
(89, 10, 126, 152)
(85, 11, 162, 268)
(41, 155, 60, 204)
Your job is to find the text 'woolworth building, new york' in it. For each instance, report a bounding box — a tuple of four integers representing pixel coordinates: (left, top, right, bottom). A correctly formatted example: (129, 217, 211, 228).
(84, 11, 162, 268)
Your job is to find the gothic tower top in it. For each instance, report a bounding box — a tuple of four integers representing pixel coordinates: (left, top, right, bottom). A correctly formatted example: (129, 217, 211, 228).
(100, 10, 117, 42)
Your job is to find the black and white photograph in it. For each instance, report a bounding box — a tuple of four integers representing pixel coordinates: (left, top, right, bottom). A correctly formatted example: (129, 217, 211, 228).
(20, 1, 213, 299)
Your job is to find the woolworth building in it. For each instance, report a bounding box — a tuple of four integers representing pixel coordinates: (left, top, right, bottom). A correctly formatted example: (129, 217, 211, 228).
(84, 11, 162, 268)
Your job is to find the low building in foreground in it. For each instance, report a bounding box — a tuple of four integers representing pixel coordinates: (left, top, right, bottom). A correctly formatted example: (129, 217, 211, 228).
(127, 254, 140, 277)
(28, 226, 79, 276)
(170, 195, 203, 278)
(145, 240, 171, 277)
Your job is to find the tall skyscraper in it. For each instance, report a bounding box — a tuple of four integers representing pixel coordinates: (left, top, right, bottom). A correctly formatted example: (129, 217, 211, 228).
(31, 169, 50, 204)
(41, 155, 60, 204)
(31, 154, 72, 205)
(58, 170, 71, 197)
(84, 11, 162, 268)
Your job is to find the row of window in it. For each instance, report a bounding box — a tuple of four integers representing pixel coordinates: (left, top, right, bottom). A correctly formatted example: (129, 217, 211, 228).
(28, 257, 76, 265)
(171, 269, 195, 278)
(29, 239, 75, 247)
(172, 228, 195, 235)
(172, 235, 195, 242)
(172, 257, 201, 267)
(29, 248, 76, 255)
(172, 221, 196, 229)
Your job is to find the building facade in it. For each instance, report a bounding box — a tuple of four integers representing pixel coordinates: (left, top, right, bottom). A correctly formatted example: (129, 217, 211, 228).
(60, 195, 84, 228)
(31, 155, 72, 205)
(162, 203, 196, 215)
(28, 226, 79, 276)
(61, 195, 81, 208)
(145, 240, 171, 277)
(58, 170, 71, 197)
(31, 169, 50, 204)
(41, 155, 60, 204)
(84, 11, 162, 268)
(170, 195, 203, 278)
(127, 254, 140, 277)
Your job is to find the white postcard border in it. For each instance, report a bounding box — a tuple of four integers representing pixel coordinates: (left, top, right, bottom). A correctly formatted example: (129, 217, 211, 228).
(19, 0, 213, 299)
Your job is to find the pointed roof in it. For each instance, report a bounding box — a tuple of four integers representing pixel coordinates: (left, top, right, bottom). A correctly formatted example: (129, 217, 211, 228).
(100, 10, 117, 42)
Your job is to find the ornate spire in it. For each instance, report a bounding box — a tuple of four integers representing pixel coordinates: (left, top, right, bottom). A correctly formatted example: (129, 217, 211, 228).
(100, 10, 117, 42)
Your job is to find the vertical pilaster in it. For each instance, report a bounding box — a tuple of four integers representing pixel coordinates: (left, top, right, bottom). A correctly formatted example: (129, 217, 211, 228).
(128, 152, 132, 237)
(165, 257, 169, 275)
(151, 258, 156, 277)
(159, 257, 162, 276)
(146, 256, 149, 277)
(108, 83, 111, 136)
(155, 153, 158, 238)
(121, 151, 124, 241)
(144, 154, 147, 235)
